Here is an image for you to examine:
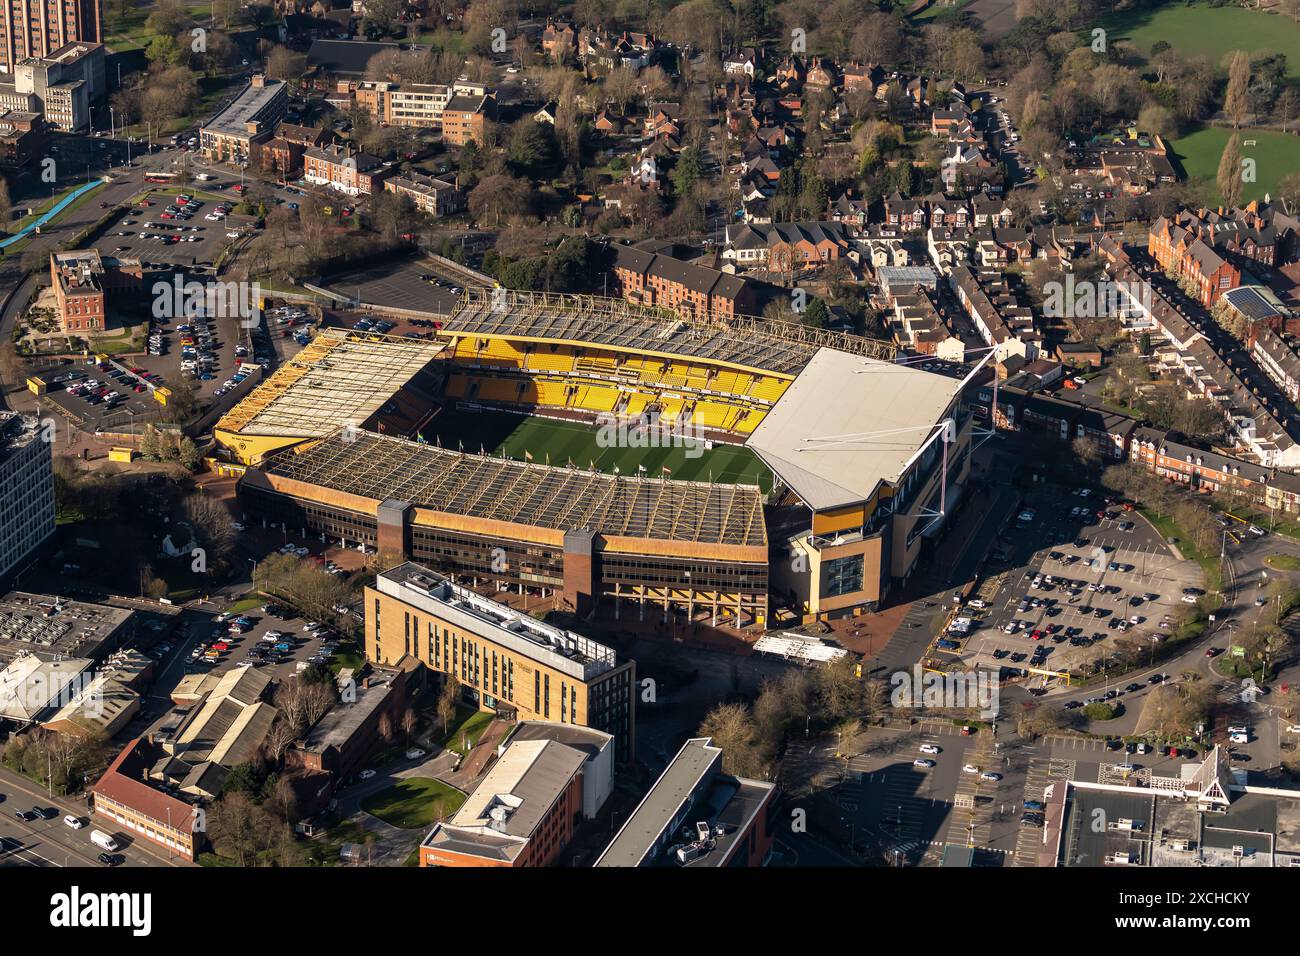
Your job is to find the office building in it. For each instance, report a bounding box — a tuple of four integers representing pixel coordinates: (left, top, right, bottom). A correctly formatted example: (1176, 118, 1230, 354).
(0, 415, 54, 587)
(0, 0, 101, 75)
(365, 562, 635, 761)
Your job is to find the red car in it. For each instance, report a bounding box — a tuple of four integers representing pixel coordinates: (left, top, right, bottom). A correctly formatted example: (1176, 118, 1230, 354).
(211, 642, 230, 652)
(1205, 647, 1222, 658)
(1030, 629, 1044, 641)
(159, 212, 174, 219)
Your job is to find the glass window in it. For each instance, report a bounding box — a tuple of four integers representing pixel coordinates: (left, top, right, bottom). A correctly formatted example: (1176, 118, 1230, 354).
(824, 554, 864, 598)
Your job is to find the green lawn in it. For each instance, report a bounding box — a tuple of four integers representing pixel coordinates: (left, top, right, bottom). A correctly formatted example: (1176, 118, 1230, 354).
(1138, 506, 1222, 594)
(1266, 554, 1300, 571)
(328, 643, 365, 675)
(1096, 4, 1300, 77)
(1170, 126, 1295, 205)
(435, 705, 494, 756)
(360, 778, 466, 829)
(425, 408, 770, 486)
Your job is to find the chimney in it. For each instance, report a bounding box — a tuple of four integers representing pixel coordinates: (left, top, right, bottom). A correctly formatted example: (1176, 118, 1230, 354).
(251, 73, 266, 89)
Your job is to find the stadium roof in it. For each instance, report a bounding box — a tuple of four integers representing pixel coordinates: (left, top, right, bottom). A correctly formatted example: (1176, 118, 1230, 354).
(746, 347, 964, 512)
(257, 430, 768, 548)
(216, 328, 444, 438)
(441, 289, 893, 375)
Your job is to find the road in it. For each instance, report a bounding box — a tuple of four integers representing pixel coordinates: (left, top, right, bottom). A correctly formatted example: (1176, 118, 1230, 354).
(0, 766, 187, 868)
(0, 140, 188, 398)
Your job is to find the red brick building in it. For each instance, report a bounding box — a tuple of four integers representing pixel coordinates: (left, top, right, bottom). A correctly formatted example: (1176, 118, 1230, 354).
(1149, 216, 1242, 307)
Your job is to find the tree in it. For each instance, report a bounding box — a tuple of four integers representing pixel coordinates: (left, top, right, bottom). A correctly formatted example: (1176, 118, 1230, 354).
(469, 174, 531, 226)
(139, 425, 162, 461)
(1217, 132, 1244, 210)
(1224, 50, 1251, 128)
(211, 0, 241, 29)
(265, 45, 305, 81)
(670, 145, 704, 197)
(436, 678, 458, 736)
(177, 437, 200, 471)
(1072, 436, 1103, 469)
(698, 701, 770, 778)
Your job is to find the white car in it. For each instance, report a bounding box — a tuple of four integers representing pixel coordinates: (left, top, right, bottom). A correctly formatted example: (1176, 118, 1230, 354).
(405, 748, 426, 760)
(63, 815, 85, 829)
(962, 764, 980, 774)
(919, 744, 941, 755)
(358, 769, 376, 780)
(913, 759, 935, 769)
(967, 599, 987, 609)
(302, 622, 320, 631)
(1286, 725, 1300, 734)
(980, 772, 1002, 782)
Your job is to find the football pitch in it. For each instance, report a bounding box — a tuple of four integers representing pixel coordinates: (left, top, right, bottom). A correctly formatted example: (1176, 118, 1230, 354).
(423, 408, 771, 486)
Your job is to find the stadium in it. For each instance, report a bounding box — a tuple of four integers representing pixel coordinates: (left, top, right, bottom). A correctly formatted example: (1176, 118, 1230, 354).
(218, 289, 975, 629)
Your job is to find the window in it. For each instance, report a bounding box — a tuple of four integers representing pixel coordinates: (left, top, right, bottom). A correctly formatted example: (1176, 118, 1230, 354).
(824, 554, 864, 598)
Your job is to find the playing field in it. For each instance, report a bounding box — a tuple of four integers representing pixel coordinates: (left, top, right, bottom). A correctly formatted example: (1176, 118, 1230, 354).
(1096, 4, 1300, 77)
(1170, 126, 1293, 205)
(424, 408, 771, 486)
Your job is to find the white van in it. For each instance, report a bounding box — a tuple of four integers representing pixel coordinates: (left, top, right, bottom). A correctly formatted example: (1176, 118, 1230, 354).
(90, 829, 120, 852)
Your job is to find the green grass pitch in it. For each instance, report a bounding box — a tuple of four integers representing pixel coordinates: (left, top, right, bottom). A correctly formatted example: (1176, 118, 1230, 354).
(422, 408, 771, 487)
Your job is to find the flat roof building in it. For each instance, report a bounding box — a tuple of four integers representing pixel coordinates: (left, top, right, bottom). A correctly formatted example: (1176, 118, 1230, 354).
(366, 562, 635, 762)
(595, 737, 775, 867)
(200, 74, 288, 165)
(419, 737, 587, 867)
(0, 0, 101, 75)
(0, 590, 135, 667)
(0, 653, 93, 726)
(292, 662, 411, 781)
(0, 414, 55, 588)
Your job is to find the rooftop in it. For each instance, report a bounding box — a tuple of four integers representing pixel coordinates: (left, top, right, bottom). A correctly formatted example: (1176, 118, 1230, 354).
(746, 347, 965, 511)
(253, 430, 768, 549)
(172, 666, 275, 766)
(216, 327, 445, 439)
(442, 288, 891, 375)
(0, 591, 134, 665)
(376, 563, 618, 681)
(300, 664, 403, 754)
(595, 736, 773, 867)
(0, 654, 94, 723)
(202, 75, 286, 140)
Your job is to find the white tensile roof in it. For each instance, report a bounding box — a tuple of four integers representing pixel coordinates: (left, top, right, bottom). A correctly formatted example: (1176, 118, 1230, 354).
(745, 347, 963, 512)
